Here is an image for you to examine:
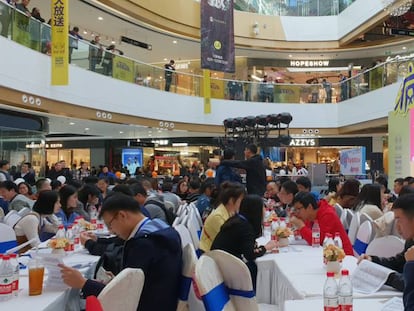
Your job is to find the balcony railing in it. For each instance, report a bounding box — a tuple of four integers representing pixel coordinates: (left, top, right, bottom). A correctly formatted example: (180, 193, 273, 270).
(0, 1, 408, 106)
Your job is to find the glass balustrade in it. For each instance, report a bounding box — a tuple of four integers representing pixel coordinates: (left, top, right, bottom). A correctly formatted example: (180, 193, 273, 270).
(0, 1, 408, 106)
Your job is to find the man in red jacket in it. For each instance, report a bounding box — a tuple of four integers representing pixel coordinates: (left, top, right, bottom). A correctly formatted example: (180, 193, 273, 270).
(290, 191, 353, 255)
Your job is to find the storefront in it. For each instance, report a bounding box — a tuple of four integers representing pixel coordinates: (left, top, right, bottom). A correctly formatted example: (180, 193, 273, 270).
(0, 108, 48, 176)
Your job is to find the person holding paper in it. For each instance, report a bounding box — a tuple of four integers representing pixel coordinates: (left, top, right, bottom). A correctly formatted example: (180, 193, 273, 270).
(404, 245, 414, 310)
(290, 191, 354, 255)
(59, 192, 182, 311)
(359, 193, 414, 291)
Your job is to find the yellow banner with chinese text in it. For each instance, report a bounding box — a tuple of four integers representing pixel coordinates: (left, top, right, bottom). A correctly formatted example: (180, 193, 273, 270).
(51, 0, 68, 85)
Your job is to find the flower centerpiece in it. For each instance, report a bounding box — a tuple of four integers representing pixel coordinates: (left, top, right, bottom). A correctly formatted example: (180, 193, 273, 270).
(78, 218, 97, 231)
(48, 238, 69, 254)
(275, 227, 292, 247)
(323, 244, 345, 273)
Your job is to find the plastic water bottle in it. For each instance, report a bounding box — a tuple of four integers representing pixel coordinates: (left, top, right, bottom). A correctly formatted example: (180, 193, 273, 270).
(312, 220, 320, 247)
(72, 219, 80, 249)
(279, 217, 287, 229)
(66, 225, 74, 252)
(338, 269, 353, 311)
(9, 254, 19, 297)
(56, 224, 66, 238)
(334, 232, 343, 249)
(323, 233, 335, 248)
(0, 255, 14, 301)
(88, 205, 98, 224)
(324, 271, 338, 311)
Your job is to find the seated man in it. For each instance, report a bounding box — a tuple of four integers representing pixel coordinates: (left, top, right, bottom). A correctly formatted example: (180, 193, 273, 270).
(59, 192, 182, 311)
(404, 245, 414, 310)
(290, 191, 353, 255)
(359, 193, 414, 291)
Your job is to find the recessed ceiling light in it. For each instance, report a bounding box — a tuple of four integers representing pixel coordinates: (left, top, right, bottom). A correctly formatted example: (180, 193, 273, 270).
(111, 40, 116, 44)
(83, 31, 87, 35)
(119, 131, 124, 134)
(288, 54, 292, 58)
(69, 122, 75, 125)
(163, 58, 168, 61)
(84, 128, 90, 131)
(98, 17, 103, 21)
(148, 134, 152, 137)
(402, 46, 407, 50)
(173, 40, 177, 44)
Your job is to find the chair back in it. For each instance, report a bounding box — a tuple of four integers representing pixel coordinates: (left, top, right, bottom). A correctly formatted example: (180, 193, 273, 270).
(334, 203, 343, 219)
(4, 210, 21, 228)
(194, 255, 236, 311)
(186, 210, 201, 250)
(177, 243, 205, 311)
(98, 268, 145, 311)
(353, 220, 375, 256)
(188, 202, 203, 228)
(175, 224, 194, 249)
(207, 250, 259, 311)
(347, 211, 360, 244)
(366, 236, 405, 257)
(18, 207, 31, 217)
(0, 223, 17, 253)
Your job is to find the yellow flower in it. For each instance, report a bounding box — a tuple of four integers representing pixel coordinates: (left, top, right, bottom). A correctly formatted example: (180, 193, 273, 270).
(323, 244, 345, 262)
(48, 238, 69, 249)
(275, 227, 292, 238)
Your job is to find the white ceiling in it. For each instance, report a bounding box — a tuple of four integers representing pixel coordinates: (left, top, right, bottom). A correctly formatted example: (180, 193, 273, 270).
(29, 0, 414, 64)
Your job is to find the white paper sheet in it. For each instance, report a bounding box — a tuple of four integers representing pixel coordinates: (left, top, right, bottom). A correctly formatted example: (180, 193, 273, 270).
(381, 297, 404, 311)
(352, 260, 394, 294)
(37, 254, 69, 291)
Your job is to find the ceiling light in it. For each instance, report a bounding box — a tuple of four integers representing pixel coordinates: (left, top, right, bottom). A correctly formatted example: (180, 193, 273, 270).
(163, 58, 168, 61)
(288, 54, 292, 58)
(84, 128, 90, 131)
(69, 122, 75, 125)
(119, 131, 124, 134)
(403, 46, 407, 50)
(173, 40, 177, 44)
(111, 40, 116, 44)
(98, 17, 103, 21)
(83, 30, 87, 35)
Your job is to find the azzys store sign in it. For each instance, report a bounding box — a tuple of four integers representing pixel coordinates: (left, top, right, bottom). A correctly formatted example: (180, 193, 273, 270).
(289, 138, 318, 147)
(290, 60, 330, 67)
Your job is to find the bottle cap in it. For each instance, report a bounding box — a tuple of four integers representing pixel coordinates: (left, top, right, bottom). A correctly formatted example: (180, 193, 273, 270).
(68, 225, 73, 229)
(58, 224, 64, 229)
(326, 233, 333, 238)
(9, 254, 17, 259)
(335, 232, 340, 236)
(341, 269, 349, 276)
(327, 272, 335, 277)
(2, 255, 10, 260)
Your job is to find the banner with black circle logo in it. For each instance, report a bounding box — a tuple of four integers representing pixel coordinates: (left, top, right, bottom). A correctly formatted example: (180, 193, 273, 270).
(200, 0, 235, 73)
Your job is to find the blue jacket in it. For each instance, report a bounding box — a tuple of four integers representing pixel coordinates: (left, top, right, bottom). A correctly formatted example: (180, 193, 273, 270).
(82, 218, 182, 311)
(215, 164, 242, 186)
(404, 261, 414, 310)
(54, 209, 79, 229)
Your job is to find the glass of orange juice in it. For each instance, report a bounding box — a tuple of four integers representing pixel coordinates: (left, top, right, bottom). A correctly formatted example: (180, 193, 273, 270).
(28, 260, 44, 296)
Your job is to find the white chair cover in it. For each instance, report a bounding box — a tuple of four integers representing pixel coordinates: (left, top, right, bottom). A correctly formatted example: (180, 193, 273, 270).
(353, 220, 375, 256)
(207, 250, 259, 311)
(0, 223, 17, 253)
(186, 210, 201, 250)
(334, 203, 343, 219)
(177, 244, 205, 311)
(4, 210, 22, 228)
(188, 202, 203, 228)
(175, 224, 194, 249)
(366, 236, 405, 257)
(347, 211, 360, 244)
(177, 203, 190, 218)
(98, 268, 145, 311)
(195, 256, 236, 311)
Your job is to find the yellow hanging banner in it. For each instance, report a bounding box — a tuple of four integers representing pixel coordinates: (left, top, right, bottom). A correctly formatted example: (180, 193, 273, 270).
(51, 0, 69, 85)
(203, 69, 211, 114)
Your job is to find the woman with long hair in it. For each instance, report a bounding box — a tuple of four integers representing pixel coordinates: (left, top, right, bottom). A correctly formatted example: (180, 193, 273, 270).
(14, 190, 61, 252)
(211, 194, 276, 290)
(354, 183, 384, 220)
(199, 181, 246, 252)
(55, 185, 80, 228)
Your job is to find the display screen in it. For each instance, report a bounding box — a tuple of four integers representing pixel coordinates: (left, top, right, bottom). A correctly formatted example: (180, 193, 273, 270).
(122, 148, 143, 175)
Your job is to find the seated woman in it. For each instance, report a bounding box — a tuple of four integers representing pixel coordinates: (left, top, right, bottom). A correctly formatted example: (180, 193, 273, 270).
(354, 184, 384, 220)
(199, 181, 245, 252)
(14, 190, 61, 252)
(17, 181, 36, 200)
(77, 183, 101, 220)
(55, 185, 80, 228)
(211, 194, 276, 290)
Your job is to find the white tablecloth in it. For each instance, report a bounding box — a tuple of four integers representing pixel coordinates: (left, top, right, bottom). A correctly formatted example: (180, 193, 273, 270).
(255, 238, 402, 308)
(2, 248, 99, 310)
(284, 298, 397, 311)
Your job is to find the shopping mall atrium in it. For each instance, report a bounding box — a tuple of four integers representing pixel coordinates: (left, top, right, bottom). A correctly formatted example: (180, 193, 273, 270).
(0, 0, 413, 180)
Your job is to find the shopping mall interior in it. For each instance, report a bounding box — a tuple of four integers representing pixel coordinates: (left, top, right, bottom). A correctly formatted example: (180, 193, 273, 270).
(0, 0, 412, 179)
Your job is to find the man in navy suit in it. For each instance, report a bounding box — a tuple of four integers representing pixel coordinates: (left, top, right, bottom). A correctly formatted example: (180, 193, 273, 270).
(59, 192, 182, 311)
